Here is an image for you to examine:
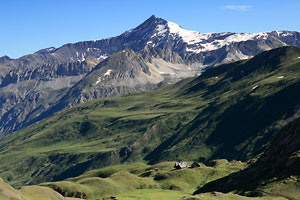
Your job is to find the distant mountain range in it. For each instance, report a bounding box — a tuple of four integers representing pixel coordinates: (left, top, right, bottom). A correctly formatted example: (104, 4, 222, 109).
(1, 15, 300, 137)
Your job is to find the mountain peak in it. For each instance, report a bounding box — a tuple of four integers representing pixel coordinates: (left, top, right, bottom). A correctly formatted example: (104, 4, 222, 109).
(139, 15, 189, 36)
(0, 55, 10, 60)
(135, 15, 168, 30)
(148, 14, 157, 20)
(0, 55, 11, 63)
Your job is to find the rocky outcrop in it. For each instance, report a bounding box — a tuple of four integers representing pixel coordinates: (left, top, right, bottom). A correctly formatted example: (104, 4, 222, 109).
(0, 61, 92, 87)
(0, 61, 95, 137)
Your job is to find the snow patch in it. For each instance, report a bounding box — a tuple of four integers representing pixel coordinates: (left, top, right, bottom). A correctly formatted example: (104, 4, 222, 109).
(95, 77, 101, 85)
(47, 47, 55, 52)
(226, 33, 265, 42)
(158, 71, 170, 75)
(277, 76, 284, 79)
(184, 32, 267, 53)
(251, 85, 259, 91)
(92, 36, 112, 42)
(277, 31, 293, 37)
(298, 57, 300, 59)
(156, 24, 168, 35)
(87, 48, 100, 52)
(167, 21, 210, 44)
(165, 20, 271, 53)
(96, 55, 108, 60)
(146, 41, 153, 45)
(104, 69, 112, 76)
(75, 52, 86, 62)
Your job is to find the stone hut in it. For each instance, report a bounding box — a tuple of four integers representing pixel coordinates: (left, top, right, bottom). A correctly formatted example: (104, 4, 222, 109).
(174, 161, 187, 169)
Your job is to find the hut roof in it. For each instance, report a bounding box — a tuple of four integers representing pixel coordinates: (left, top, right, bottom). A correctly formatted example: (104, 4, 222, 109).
(174, 161, 187, 169)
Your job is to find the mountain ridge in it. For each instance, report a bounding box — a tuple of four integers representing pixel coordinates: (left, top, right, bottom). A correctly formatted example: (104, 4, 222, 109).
(1, 15, 300, 137)
(2, 15, 300, 71)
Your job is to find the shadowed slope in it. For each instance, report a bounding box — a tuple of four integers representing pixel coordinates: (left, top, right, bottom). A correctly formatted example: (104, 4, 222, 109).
(195, 116, 300, 199)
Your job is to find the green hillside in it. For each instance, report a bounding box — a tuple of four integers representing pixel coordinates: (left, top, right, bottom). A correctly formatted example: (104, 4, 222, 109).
(0, 177, 75, 200)
(0, 161, 287, 199)
(1, 46, 300, 187)
(0, 160, 248, 200)
(195, 116, 300, 200)
(40, 161, 245, 199)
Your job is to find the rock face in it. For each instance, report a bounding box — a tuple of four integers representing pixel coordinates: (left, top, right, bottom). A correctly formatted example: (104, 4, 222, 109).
(0, 61, 94, 136)
(1, 15, 300, 137)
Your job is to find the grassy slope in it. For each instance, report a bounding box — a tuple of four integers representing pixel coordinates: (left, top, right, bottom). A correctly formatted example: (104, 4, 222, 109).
(0, 161, 288, 200)
(0, 177, 77, 200)
(187, 192, 286, 200)
(195, 116, 300, 200)
(1, 47, 300, 187)
(40, 161, 246, 198)
(0, 86, 196, 187)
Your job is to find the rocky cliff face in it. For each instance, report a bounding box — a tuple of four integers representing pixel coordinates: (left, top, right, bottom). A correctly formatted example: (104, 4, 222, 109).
(0, 61, 95, 137)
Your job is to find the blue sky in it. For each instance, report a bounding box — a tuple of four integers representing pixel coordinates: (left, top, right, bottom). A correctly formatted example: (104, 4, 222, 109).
(1, 0, 300, 58)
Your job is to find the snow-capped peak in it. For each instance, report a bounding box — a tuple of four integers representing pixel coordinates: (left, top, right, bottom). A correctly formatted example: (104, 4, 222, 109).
(275, 31, 294, 37)
(167, 21, 210, 44)
(163, 20, 270, 54)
